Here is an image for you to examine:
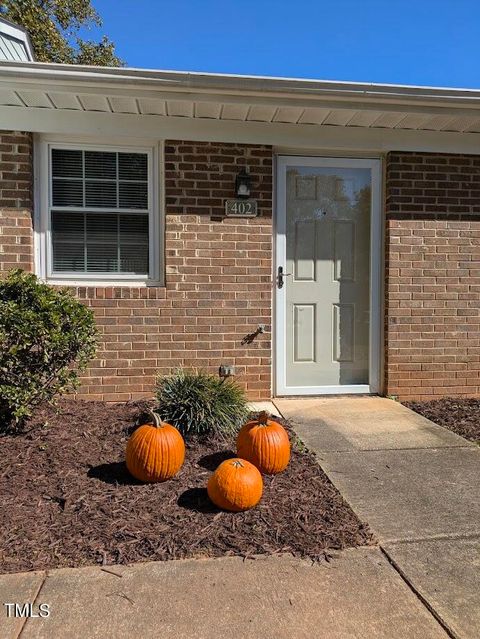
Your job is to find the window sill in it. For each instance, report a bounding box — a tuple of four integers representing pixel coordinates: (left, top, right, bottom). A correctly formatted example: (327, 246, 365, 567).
(45, 279, 164, 288)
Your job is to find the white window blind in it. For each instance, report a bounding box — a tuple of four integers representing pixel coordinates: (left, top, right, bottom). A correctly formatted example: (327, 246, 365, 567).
(50, 148, 150, 276)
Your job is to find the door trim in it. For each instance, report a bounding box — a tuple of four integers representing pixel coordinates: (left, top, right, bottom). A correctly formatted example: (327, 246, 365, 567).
(274, 155, 383, 396)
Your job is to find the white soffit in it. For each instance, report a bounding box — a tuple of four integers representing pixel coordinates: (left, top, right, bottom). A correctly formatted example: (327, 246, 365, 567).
(273, 107, 304, 123)
(166, 100, 194, 117)
(108, 96, 139, 114)
(1, 62, 480, 136)
(221, 103, 252, 120)
(298, 108, 331, 124)
(137, 98, 166, 115)
(194, 101, 222, 119)
(48, 92, 82, 110)
(77, 94, 110, 112)
(0, 87, 23, 106)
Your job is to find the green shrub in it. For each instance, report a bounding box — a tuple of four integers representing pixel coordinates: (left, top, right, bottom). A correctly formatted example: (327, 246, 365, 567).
(0, 270, 98, 428)
(155, 369, 249, 439)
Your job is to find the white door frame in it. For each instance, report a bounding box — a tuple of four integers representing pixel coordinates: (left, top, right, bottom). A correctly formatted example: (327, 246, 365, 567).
(274, 155, 383, 396)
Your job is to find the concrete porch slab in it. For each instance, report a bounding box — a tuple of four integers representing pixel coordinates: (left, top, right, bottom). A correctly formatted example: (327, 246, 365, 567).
(0, 571, 45, 639)
(383, 537, 480, 639)
(319, 447, 480, 542)
(19, 550, 448, 639)
(248, 401, 279, 415)
(274, 397, 474, 452)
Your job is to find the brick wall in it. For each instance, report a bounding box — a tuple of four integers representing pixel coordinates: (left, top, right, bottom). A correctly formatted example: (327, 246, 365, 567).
(385, 151, 480, 399)
(6, 130, 478, 402)
(0, 131, 33, 274)
(0, 133, 273, 401)
(73, 141, 273, 401)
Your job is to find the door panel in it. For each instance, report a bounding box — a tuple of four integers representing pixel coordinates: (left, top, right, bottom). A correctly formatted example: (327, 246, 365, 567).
(294, 220, 316, 280)
(333, 303, 354, 362)
(283, 162, 372, 389)
(293, 304, 316, 362)
(334, 220, 355, 282)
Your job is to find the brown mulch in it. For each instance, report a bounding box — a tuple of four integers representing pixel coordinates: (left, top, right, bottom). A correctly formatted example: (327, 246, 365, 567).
(0, 400, 373, 574)
(404, 398, 480, 443)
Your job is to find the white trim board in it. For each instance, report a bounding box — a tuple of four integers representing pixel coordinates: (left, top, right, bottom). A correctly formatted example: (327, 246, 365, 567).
(274, 155, 382, 397)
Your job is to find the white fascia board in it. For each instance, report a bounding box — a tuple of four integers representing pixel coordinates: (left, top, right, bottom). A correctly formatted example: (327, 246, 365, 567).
(1, 60, 480, 98)
(2, 62, 480, 113)
(7, 105, 480, 154)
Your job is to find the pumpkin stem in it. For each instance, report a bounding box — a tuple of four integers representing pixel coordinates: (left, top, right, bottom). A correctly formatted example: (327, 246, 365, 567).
(258, 410, 270, 425)
(148, 409, 164, 428)
(232, 459, 244, 468)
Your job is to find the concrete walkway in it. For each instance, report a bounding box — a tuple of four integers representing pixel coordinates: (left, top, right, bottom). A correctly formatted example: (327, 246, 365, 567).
(274, 396, 480, 639)
(2, 551, 449, 639)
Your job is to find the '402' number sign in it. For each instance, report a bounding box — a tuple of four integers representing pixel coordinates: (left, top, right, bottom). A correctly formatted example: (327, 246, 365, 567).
(224, 199, 258, 217)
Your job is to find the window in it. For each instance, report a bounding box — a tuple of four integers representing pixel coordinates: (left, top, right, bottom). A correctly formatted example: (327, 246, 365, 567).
(38, 142, 159, 283)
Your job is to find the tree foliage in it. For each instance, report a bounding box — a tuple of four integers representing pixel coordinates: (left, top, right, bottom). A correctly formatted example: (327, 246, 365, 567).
(1, 0, 123, 66)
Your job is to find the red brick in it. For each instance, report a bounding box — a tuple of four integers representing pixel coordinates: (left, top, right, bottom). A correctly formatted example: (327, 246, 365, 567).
(385, 150, 480, 400)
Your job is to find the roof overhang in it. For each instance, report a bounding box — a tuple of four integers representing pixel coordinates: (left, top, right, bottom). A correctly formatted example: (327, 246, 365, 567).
(2, 62, 480, 152)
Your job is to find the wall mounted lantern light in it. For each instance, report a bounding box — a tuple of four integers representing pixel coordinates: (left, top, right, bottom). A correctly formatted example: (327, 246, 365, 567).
(235, 169, 252, 198)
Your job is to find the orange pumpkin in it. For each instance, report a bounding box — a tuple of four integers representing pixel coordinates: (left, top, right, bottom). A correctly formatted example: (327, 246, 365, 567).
(126, 410, 185, 482)
(237, 411, 290, 475)
(207, 458, 263, 512)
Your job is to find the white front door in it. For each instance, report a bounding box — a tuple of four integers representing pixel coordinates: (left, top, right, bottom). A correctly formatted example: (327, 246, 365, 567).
(275, 156, 382, 395)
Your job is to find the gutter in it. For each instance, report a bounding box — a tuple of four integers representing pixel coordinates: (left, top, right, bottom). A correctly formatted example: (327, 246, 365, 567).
(1, 62, 480, 118)
(1, 61, 480, 102)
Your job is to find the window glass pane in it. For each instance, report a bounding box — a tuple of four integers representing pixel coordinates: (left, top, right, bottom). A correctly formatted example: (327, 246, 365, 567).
(86, 244, 118, 272)
(119, 182, 148, 209)
(85, 181, 117, 207)
(85, 151, 116, 180)
(52, 211, 84, 242)
(119, 153, 147, 181)
(86, 213, 118, 243)
(52, 179, 83, 207)
(51, 149, 148, 210)
(50, 147, 151, 277)
(119, 214, 149, 274)
(52, 211, 149, 275)
(52, 243, 85, 272)
(52, 149, 83, 178)
(120, 245, 149, 274)
(52, 211, 85, 272)
(120, 214, 149, 244)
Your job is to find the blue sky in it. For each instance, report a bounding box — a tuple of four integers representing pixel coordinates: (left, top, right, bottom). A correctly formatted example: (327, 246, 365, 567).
(83, 0, 480, 88)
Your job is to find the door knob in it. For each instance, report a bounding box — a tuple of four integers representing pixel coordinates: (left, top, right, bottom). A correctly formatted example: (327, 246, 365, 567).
(277, 266, 292, 289)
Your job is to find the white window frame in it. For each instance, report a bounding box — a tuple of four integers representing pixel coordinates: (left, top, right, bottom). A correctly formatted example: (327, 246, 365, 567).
(34, 136, 163, 286)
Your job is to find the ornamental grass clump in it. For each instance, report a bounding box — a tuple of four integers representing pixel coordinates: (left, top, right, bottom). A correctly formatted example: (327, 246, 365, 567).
(0, 270, 98, 429)
(155, 369, 249, 439)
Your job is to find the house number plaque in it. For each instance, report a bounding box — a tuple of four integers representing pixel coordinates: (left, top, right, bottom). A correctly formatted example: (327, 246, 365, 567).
(224, 199, 258, 217)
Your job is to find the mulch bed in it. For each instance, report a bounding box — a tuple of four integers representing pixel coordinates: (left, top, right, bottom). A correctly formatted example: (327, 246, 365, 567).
(404, 398, 480, 443)
(0, 400, 373, 574)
